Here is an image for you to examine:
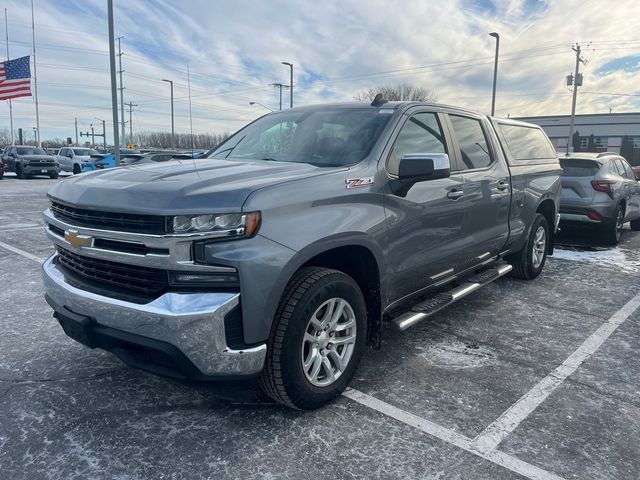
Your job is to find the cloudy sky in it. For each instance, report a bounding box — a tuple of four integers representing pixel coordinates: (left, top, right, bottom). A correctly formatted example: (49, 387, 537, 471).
(1, 0, 640, 142)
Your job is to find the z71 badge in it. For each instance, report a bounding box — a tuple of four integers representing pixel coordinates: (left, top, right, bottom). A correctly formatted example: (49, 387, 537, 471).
(345, 177, 374, 189)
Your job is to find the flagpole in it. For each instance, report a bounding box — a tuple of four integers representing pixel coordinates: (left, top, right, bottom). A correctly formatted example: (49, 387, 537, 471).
(4, 8, 14, 145)
(30, 0, 41, 147)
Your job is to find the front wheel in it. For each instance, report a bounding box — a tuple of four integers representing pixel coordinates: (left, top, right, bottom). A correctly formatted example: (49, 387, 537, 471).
(15, 164, 25, 179)
(72, 163, 81, 174)
(260, 267, 367, 410)
(49, 171, 59, 179)
(509, 213, 549, 280)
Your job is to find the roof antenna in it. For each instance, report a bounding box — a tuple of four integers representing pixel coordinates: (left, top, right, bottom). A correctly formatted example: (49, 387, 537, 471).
(371, 93, 387, 107)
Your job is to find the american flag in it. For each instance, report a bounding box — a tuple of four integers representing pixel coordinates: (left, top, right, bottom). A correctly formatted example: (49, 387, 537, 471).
(0, 56, 32, 101)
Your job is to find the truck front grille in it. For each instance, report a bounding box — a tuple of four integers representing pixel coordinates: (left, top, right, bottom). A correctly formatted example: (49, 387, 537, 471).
(56, 247, 168, 295)
(50, 200, 167, 234)
(29, 160, 56, 167)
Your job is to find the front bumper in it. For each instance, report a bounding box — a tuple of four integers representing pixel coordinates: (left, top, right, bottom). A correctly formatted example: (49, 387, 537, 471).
(42, 255, 266, 380)
(24, 165, 58, 175)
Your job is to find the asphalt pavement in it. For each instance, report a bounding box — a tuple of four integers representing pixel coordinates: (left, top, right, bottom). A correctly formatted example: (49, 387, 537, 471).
(1, 172, 639, 480)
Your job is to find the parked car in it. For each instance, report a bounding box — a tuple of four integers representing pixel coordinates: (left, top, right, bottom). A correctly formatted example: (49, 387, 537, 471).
(122, 151, 183, 165)
(1, 145, 59, 179)
(56, 147, 101, 174)
(632, 165, 640, 180)
(42, 100, 561, 410)
(89, 148, 142, 170)
(559, 152, 640, 244)
(0, 156, 4, 179)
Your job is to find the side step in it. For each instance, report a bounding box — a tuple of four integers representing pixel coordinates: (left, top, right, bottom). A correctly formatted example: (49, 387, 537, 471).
(392, 263, 513, 331)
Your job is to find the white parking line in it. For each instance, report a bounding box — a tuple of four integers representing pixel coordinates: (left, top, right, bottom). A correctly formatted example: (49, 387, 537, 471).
(0, 239, 46, 264)
(343, 389, 566, 480)
(345, 291, 640, 480)
(472, 291, 640, 453)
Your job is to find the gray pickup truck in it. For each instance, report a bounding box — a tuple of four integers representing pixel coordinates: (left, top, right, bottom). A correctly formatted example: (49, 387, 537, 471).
(42, 100, 561, 409)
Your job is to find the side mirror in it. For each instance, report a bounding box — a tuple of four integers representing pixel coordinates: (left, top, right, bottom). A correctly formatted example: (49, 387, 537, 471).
(398, 153, 451, 183)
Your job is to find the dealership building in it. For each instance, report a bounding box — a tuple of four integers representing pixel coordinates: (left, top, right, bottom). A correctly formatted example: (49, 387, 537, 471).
(515, 112, 640, 164)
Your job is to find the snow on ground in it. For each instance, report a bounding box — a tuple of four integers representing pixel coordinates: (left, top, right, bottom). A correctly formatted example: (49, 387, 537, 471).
(552, 246, 640, 274)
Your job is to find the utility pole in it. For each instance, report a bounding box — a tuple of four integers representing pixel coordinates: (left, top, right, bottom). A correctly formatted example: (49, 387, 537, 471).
(74, 117, 78, 146)
(126, 101, 137, 145)
(282, 62, 293, 108)
(162, 79, 175, 149)
(567, 43, 587, 154)
(107, 0, 120, 165)
(117, 36, 125, 148)
(90, 124, 95, 146)
(489, 32, 500, 116)
(271, 83, 289, 110)
(95, 118, 106, 150)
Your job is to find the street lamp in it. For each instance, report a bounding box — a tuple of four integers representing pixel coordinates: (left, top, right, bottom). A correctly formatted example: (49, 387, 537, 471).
(489, 32, 500, 116)
(281, 62, 293, 108)
(249, 101, 274, 112)
(162, 79, 175, 149)
(32, 127, 37, 145)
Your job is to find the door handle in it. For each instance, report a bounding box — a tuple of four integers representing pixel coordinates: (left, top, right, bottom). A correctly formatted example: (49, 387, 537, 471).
(447, 190, 464, 200)
(496, 180, 509, 191)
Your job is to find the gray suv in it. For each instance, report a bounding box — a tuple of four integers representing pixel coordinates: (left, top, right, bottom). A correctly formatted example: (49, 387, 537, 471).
(559, 152, 640, 244)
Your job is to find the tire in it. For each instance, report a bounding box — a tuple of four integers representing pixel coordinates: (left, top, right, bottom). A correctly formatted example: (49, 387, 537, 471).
(603, 204, 624, 245)
(630, 217, 640, 231)
(510, 213, 549, 280)
(15, 163, 25, 179)
(260, 267, 367, 410)
(49, 172, 59, 179)
(72, 163, 81, 175)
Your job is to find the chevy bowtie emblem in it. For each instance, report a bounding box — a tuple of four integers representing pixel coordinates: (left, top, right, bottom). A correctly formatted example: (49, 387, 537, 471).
(64, 229, 93, 249)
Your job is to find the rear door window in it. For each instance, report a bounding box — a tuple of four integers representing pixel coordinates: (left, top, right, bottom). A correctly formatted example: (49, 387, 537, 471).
(449, 115, 492, 170)
(559, 159, 601, 177)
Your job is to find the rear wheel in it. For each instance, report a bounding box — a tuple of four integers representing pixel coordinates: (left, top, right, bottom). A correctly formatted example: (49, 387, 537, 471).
(260, 267, 366, 410)
(72, 163, 81, 174)
(603, 204, 624, 245)
(509, 213, 549, 280)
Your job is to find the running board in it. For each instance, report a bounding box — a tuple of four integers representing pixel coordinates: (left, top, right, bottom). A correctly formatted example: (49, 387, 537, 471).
(392, 263, 513, 331)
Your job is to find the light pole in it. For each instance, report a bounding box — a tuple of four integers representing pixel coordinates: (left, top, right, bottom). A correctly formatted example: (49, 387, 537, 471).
(32, 127, 37, 145)
(489, 32, 500, 116)
(90, 123, 95, 147)
(281, 62, 293, 108)
(249, 101, 274, 112)
(95, 117, 106, 150)
(162, 79, 175, 149)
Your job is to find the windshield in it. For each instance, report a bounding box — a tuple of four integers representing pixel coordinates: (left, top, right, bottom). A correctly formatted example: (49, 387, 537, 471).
(210, 107, 394, 167)
(16, 147, 47, 156)
(73, 148, 99, 156)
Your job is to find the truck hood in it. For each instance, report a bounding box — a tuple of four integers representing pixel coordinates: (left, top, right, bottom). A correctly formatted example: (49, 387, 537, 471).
(48, 158, 344, 214)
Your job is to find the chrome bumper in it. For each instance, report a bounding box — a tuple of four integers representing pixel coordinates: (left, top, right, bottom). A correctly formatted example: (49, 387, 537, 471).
(42, 255, 266, 377)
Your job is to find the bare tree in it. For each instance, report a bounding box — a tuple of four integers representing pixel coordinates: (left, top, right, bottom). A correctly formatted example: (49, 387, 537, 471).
(353, 83, 438, 102)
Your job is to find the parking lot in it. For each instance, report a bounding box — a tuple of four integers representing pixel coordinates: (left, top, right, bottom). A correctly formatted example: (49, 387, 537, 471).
(1, 173, 639, 480)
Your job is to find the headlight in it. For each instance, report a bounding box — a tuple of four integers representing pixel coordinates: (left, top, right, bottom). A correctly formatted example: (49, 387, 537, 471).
(170, 211, 261, 239)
